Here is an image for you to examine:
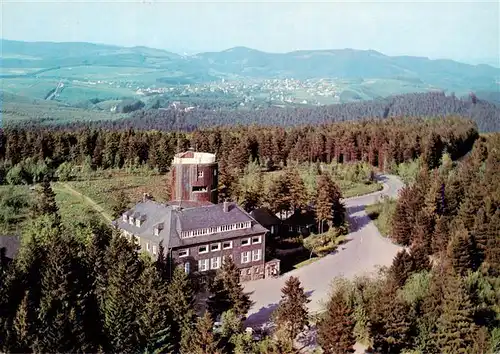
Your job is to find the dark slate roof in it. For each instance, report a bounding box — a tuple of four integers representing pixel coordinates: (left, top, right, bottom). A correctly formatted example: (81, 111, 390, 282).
(176, 202, 253, 231)
(284, 210, 317, 226)
(0, 235, 21, 260)
(114, 201, 268, 249)
(250, 208, 282, 227)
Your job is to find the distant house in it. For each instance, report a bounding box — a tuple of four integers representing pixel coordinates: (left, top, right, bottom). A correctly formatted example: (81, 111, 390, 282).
(250, 207, 282, 238)
(283, 210, 317, 237)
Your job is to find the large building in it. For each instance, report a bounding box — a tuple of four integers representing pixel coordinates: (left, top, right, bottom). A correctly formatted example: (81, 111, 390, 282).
(113, 150, 280, 281)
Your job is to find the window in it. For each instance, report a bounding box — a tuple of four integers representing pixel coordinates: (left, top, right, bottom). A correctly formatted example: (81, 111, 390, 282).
(146, 243, 150, 252)
(199, 245, 208, 254)
(122, 214, 128, 222)
(152, 245, 157, 255)
(154, 228, 159, 236)
(241, 251, 251, 264)
(178, 249, 189, 258)
(211, 257, 221, 270)
(222, 241, 233, 250)
(135, 219, 141, 227)
(192, 186, 208, 192)
(252, 249, 262, 262)
(210, 243, 221, 252)
(197, 170, 204, 178)
(241, 238, 250, 246)
(184, 262, 190, 274)
(198, 259, 209, 272)
(252, 236, 262, 244)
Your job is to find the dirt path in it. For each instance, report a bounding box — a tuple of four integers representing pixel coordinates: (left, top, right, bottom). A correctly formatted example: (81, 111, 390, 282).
(53, 182, 113, 223)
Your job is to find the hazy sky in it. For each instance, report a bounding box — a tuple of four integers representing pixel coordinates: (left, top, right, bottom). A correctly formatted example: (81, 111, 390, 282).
(2, 0, 499, 63)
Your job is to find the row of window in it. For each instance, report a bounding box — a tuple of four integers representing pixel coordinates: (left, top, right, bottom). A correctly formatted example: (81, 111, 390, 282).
(178, 235, 262, 257)
(194, 250, 262, 273)
(180, 221, 252, 239)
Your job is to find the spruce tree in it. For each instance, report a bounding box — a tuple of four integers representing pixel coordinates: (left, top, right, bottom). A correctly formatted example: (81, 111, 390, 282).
(435, 275, 477, 353)
(137, 261, 175, 353)
(370, 290, 413, 354)
(103, 235, 142, 353)
(317, 289, 356, 354)
(484, 210, 500, 276)
(31, 178, 61, 226)
(111, 189, 130, 219)
(286, 168, 308, 212)
(208, 257, 251, 319)
(447, 225, 475, 276)
(166, 267, 196, 352)
(188, 312, 220, 354)
(272, 276, 310, 347)
(389, 250, 415, 287)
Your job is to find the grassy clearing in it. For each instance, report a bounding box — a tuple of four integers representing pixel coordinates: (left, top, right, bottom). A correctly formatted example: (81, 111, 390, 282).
(66, 172, 171, 218)
(365, 197, 397, 237)
(338, 180, 383, 198)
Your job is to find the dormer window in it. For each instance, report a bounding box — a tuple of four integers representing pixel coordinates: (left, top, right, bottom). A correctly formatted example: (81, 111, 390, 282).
(153, 222, 164, 237)
(135, 219, 141, 227)
(122, 214, 128, 222)
(154, 228, 159, 236)
(129, 216, 135, 225)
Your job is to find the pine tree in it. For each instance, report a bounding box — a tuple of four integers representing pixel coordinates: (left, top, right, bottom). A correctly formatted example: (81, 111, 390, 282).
(137, 261, 175, 353)
(208, 257, 251, 319)
(409, 243, 431, 272)
(472, 207, 489, 269)
(166, 267, 196, 352)
(317, 289, 355, 354)
(435, 275, 477, 353)
(286, 168, 308, 212)
(111, 189, 130, 219)
(188, 312, 220, 354)
(432, 215, 451, 255)
(103, 235, 142, 353)
(389, 250, 415, 287)
(370, 290, 413, 354)
(272, 276, 310, 347)
(484, 209, 500, 276)
(31, 178, 61, 226)
(34, 235, 93, 353)
(447, 225, 475, 276)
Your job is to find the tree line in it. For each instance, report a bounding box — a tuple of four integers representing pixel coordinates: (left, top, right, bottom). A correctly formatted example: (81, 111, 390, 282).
(0, 116, 478, 186)
(8, 91, 500, 132)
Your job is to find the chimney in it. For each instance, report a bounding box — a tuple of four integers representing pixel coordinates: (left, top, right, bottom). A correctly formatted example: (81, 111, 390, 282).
(223, 201, 230, 213)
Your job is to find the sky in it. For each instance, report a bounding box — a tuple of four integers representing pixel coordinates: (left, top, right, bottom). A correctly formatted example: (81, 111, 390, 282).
(2, 0, 499, 65)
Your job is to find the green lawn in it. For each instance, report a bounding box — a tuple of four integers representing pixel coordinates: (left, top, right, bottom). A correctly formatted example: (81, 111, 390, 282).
(365, 197, 397, 237)
(66, 172, 171, 217)
(339, 181, 383, 198)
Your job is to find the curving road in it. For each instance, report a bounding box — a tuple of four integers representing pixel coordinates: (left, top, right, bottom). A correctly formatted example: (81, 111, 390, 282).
(244, 174, 405, 328)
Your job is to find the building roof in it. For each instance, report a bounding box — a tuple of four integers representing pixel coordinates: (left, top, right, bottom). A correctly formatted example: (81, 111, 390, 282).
(172, 151, 216, 165)
(0, 235, 21, 260)
(283, 210, 317, 226)
(114, 200, 268, 249)
(250, 208, 282, 227)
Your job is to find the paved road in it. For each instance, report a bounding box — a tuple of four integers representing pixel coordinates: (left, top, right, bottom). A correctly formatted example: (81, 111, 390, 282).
(244, 174, 405, 328)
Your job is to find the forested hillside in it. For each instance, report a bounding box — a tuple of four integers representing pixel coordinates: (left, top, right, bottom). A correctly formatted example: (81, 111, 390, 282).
(11, 91, 497, 132)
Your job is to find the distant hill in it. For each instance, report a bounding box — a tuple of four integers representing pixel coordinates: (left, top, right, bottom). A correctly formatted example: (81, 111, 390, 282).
(2, 39, 499, 94)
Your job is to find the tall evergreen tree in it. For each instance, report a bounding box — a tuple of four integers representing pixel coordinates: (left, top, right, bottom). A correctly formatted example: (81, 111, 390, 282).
(31, 178, 61, 226)
(447, 225, 475, 276)
(187, 312, 220, 354)
(389, 250, 415, 287)
(208, 257, 251, 319)
(166, 267, 196, 352)
(435, 275, 477, 353)
(103, 235, 142, 353)
(317, 289, 356, 354)
(272, 276, 310, 347)
(137, 260, 175, 353)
